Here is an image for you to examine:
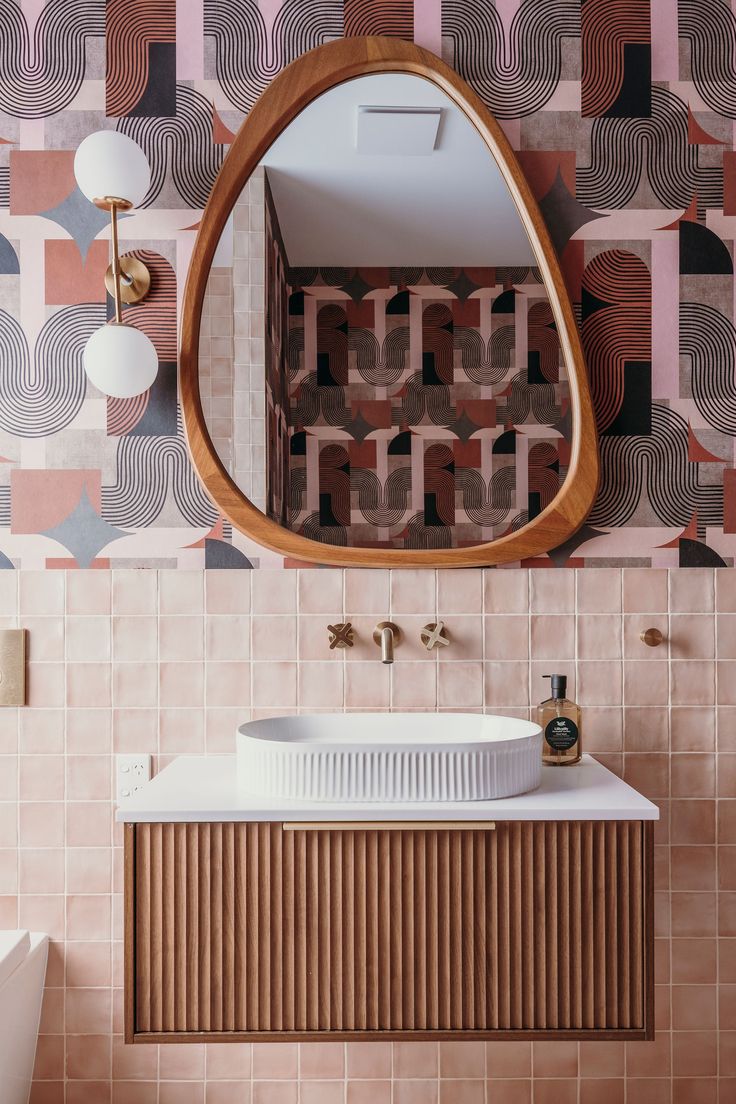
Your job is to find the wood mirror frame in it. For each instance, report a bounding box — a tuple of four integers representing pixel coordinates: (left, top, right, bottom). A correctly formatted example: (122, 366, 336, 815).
(180, 36, 599, 567)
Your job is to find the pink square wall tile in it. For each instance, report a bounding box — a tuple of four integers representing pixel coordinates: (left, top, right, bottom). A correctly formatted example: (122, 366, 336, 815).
(530, 616, 575, 660)
(577, 616, 621, 661)
(391, 662, 436, 709)
(67, 664, 111, 709)
(252, 662, 297, 708)
(484, 616, 528, 661)
(19, 710, 63, 755)
(66, 755, 111, 801)
(345, 662, 390, 709)
(437, 661, 483, 708)
(159, 663, 204, 708)
(20, 753, 64, 799)
(298, 569, 343, 614)
(206, 571, 251, 615)
(113, 570, 157, 615)
(19, 802, 63, 847)
(160, 616, 203, 661)
(671, 569, 714, 613)
(66, 616, 110, 663)
(252, 571, 296, 614)
(66, 571, 110, 615)
(252, 616, 296, 661)
(530, 570, 574, 614)
(437, 570, 482, 614)
(344, 569, 389, 615)
(159, 571, 203, 615)
(19, 572, 64, 616)
(66, 894, 112, 940)
(434, 615, 481, 661)
(112, 616, 157, 662)
(205, 663, 250, 707)
(24, 618, 64, 662)
(391, 570, 435, 615)
(113, 663, 157, 709)
(298, 662, 344, 709)
(159, 708, 205, 754)
(0, 571, 17, 615)
(206, 616, 249, 661)
(671, 615, 714, 660)
(484, 570, 528, 614)
(485, 662, 530, 708)
(576, 569, 621, 614)
(27, 663, 64, 708)
(19, 849, 64, 894)
(623, 568, 668, 612)
(113, 708, 157, 753)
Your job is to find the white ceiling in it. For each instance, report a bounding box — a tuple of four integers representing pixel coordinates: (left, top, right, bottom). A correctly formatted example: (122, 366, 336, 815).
(261, 73, 536, 268)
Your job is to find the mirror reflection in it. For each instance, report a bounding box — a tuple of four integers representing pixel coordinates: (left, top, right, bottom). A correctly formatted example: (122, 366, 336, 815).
(200, 73, 570, 550)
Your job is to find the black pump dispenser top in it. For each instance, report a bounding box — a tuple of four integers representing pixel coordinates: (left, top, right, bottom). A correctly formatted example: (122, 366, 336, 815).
(543, 673, 567, 700)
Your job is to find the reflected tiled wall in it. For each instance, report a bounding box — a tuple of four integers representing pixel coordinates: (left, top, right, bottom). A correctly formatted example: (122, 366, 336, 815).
(1, 567, 734, 1101)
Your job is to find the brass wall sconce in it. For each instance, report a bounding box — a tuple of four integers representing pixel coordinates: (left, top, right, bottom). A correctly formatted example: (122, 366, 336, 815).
(74, 131, 157, 398)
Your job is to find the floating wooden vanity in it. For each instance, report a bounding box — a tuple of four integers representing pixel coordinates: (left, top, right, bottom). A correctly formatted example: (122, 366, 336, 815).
(121, 756, 657, 1043)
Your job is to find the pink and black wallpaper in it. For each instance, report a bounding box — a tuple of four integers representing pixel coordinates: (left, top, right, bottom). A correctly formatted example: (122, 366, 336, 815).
(283, 265, 568, 549)
(0, 0, 735, 568)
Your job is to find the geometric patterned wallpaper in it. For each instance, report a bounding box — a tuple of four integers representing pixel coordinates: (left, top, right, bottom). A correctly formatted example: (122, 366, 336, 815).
(1, 0, 735, 568)
(284, 266, 568, 550)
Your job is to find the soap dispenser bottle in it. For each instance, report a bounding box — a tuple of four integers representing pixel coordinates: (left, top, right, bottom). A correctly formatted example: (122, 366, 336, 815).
(538, 674, 581, 766)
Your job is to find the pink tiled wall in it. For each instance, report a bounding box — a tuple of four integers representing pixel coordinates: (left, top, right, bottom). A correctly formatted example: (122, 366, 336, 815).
(1, 566, 734, 1101)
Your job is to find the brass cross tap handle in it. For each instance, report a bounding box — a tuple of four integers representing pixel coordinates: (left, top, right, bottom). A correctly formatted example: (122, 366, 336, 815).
(327, 622, 354, 649)
(640, 628, 664, 647)
(421, 621, 450, 651)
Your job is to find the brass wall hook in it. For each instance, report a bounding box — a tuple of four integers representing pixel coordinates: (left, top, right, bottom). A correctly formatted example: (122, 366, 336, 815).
(420, 621, 450, 651)
(640, 628, 664, 647)
(327, 622, 354, 649)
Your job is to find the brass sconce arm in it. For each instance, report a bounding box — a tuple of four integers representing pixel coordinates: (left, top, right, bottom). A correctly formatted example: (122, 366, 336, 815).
(96, 195, 151, 321)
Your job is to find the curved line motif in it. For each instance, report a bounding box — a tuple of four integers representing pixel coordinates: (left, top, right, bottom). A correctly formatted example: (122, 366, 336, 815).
(0, 304, 104, 438)
(582, 250, 651, 434)
(350, 467, 412, 527)
(680, 0, 736, 119)
(681, 301, 736, 435)
(106, 0, 175, 117)
(102, 426, 218, 528)
(455, 467, 515, 527)
(0, 0, 105, 119)
(576, 87, 723, 212)
(118, 85, 225, 208)
(344, 1, 413, 39)
(204, 0, 343, 113)
(581, 0, 650, 117)
(442, 0, 580, 119)
(590, 405, 723, 529)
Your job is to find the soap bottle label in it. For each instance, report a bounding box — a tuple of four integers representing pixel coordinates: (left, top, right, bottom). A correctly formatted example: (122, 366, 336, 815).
(544, 716, 579, 752)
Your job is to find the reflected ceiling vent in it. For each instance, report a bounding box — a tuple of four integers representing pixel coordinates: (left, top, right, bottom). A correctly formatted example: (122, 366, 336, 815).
(356, 106, 441, 155)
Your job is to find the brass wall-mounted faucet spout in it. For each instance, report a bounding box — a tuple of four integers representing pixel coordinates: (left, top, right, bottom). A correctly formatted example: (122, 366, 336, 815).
(373, 621, 401, 664)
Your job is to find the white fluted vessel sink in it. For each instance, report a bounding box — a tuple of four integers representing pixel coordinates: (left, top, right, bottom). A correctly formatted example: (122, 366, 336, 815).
(236, 713, 542, 802)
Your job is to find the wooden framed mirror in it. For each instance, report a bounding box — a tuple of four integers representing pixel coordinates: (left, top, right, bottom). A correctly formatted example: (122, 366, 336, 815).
(180, 37, 598, 567)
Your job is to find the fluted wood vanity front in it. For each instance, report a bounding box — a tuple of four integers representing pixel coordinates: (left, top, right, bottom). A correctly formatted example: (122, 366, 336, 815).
(121, 756, 657, 1043)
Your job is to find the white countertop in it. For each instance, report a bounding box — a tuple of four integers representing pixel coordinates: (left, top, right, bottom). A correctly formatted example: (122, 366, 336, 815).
(116, 754, 659, 823)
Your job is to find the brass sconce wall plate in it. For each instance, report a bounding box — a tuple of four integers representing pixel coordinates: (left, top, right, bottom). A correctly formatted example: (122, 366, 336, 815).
(104, 255, 151, 306)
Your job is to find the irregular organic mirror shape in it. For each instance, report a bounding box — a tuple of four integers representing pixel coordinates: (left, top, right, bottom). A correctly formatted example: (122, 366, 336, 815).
(182, 39, 597, 566)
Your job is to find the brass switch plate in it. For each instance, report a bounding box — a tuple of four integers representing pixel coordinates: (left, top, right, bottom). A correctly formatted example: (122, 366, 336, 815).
(0, 629, 26, 705)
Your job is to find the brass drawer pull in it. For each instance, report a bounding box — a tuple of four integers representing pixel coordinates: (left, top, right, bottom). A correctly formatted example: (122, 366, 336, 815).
(282, 820, 496, 831)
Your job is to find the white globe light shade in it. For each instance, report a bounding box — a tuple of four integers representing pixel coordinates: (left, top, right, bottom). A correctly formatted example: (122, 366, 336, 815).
(74, 131, 151, 207)
(83, 323, 158, 398)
